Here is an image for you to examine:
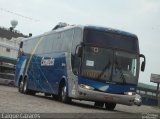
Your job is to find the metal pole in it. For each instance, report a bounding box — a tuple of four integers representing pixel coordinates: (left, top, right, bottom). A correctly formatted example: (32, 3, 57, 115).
(157, 83, 160, 107)
(156, 83, 159, 99)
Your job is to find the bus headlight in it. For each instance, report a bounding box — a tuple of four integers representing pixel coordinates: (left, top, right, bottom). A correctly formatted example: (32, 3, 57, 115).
(80, 84, 95, 90)
(124, 92, 135, 96)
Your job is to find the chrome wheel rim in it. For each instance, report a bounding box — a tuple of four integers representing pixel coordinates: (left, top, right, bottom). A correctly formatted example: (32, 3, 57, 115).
(20, 81, 23, 92)
(62, 86, 66, 101)
(23, 80, 27, 92)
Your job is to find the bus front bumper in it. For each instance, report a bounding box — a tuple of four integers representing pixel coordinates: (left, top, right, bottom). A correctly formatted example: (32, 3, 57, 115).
(77, 86, 136, 106)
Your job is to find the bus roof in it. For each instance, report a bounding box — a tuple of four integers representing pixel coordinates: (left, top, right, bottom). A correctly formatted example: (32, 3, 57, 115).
(22, 25, 77, 42)
(22, 24, 138, 42)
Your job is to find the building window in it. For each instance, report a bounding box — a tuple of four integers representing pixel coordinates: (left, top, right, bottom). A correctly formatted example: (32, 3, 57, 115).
(6, 48, 10, 52)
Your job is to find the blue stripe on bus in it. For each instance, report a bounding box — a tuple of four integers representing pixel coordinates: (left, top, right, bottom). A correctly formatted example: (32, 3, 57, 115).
(78, 77, 136, 94)
(16, 52, 68, 94)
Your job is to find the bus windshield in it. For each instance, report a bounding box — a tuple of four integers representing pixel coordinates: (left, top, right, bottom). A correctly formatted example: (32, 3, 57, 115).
(81, 46, 113, 82)
(112, 51, 139, 84)
(80, 46, 139, 84)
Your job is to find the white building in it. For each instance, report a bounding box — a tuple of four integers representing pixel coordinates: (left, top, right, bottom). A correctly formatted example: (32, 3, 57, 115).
(0, 37, 20, 59)
(0, 26, 27, 81)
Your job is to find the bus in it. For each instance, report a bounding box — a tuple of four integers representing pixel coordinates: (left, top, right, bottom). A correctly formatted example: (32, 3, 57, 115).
(15, 23, 146, 110)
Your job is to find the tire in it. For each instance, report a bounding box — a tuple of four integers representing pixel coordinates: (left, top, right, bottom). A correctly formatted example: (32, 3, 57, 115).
(59, 83, 71, 103)
(28, 90, 36, 95)
(18, 79, 24, 93)
(105, 102, 116, 110)
(44, 93, 51, 97)
(51, 94, 59, 100)
(137, 102, 142, 106)
(23, 78, 29, 94)
(23, 78, 36, 95)
(94, 101, 104, 108)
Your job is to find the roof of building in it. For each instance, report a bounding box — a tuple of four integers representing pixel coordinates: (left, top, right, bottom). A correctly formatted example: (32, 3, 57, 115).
(0, 27, 28, 39)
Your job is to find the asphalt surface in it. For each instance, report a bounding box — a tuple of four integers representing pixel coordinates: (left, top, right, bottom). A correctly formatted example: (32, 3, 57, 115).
(0, 85, 159, 118)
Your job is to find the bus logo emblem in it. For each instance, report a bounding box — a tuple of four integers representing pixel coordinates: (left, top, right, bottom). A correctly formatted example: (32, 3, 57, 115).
(41, 57, 55, 66)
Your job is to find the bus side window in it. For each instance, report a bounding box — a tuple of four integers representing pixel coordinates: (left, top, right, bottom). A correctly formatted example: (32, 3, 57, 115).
(61, 29, 74, 52)
(71, 28, 82, 75)
(43, 36, 53, 53)
(71, 28, 82, 54)
(71, 54, 81, 75)
(52, 33, 61, 52)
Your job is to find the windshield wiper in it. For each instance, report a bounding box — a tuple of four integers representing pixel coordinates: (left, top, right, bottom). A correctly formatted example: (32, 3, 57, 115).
(97, 61, 111, 80)
(115, 58, 126, 84)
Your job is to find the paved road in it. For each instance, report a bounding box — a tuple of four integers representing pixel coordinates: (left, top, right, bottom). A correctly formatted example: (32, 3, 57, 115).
(0, 85, 159, 118)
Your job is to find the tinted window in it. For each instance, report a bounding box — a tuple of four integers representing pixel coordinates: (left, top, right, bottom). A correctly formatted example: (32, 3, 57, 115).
(71, 28, 82, 54)
(84, 29, 139, 53)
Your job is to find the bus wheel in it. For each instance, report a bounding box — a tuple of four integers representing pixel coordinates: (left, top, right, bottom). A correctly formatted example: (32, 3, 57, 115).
(59, 83, 71, 103)
(18, 79, 24, 93)
(52, 94, 59, 100)
(44, 93, 51, 97)
(105, 102, 116, 110)
(23, 78, 28, 94)
(28, 91, 36, 95)
(94, 101, 104, 108)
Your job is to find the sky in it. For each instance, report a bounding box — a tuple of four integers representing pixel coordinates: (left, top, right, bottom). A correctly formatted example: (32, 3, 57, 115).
(0, 0, 160, 85)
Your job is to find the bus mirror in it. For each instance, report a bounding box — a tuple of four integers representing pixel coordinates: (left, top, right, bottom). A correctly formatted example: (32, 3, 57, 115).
(78, 46, 83, 57)
(141, 61, 145, 72)
(139, 54, 146, 72)
(20, 42, 23, 48)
